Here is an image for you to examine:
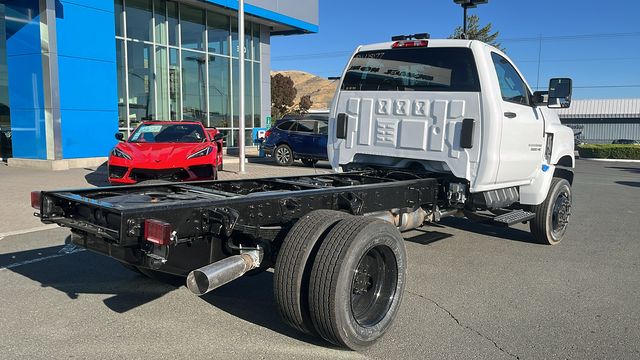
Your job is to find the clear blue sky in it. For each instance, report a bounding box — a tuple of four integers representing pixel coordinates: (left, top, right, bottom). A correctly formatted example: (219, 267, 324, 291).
(271, 0, 640, 99)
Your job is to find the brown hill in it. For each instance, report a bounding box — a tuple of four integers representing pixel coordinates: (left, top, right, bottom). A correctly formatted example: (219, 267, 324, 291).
(271, 70, 338, 110)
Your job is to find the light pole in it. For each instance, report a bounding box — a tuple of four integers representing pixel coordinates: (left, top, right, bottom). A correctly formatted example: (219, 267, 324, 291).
(238, 0, 246, 173)
(453, 0, 488, 39)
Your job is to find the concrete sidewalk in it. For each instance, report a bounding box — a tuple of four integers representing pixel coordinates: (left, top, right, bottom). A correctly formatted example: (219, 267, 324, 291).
(0, 158, 331, 235)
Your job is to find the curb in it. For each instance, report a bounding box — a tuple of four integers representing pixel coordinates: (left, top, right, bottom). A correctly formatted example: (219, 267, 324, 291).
(578, 158, 640, 163)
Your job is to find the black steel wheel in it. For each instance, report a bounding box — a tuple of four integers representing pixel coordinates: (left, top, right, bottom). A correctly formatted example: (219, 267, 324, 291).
(351, 245, 398, 327)
(308, 217, 406, 350)
(274, 144, 294, 166)
(301, 158, 318, 167)
(273, 210, 350, 335)
(529, 177, 572, 245)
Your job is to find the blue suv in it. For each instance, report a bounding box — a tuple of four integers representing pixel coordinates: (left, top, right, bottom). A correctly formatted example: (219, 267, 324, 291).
(263, 114, 328, 166)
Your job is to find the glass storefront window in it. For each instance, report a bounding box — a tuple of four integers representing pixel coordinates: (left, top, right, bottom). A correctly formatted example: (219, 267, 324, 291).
(116, 39, 127, 128)
(153, 0, 167, 45)
(125, 0, 152, 41)
(127, 42, 155, 126)
(155, 47, 169, 120)
(208, 55, 230, 128)
(231, 129, 254, 146)
(231, 21, 253, 59)
(207, 12, 229, 55)
(114, 0, 124, 37)
(181, 50, 206, 122)
(253, 62, 261, 127)
(245, 60, 252, 126)
(253, 24, 260, 61)
(180, 5, 205, 51)
(115, 1, 262, 144)
(169, 48, 181, 120)
(167, 1, 179, 47)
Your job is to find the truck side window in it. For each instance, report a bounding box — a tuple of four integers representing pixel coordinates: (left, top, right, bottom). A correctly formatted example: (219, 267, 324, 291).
(491, 53, 530, 106)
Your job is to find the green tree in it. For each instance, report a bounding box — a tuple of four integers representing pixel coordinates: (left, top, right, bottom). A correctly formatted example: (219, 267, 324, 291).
(449, 14, 504, 51)
(271, 73, 297, 120)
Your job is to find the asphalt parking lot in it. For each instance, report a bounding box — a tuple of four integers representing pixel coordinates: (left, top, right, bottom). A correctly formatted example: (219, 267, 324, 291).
(1, 160, 639, 359)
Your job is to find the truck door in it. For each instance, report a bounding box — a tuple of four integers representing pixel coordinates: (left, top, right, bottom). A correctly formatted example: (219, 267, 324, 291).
(491, 52, 544, 184)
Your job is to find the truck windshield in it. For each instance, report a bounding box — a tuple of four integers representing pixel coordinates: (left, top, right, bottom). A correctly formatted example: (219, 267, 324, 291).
(130, 123, 206, 143)
(341, 47, 480, 92)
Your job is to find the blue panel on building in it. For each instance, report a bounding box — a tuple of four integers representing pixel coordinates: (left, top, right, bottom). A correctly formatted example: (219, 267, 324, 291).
(6, 0, 46, 159)
(56, 0, 118, 158)
(56, 1, 117, 62)
(9, 108, 46, 159)
(60, 110, 117, 158)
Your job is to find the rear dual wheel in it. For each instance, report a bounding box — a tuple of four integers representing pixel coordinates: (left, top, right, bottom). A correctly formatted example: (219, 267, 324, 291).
(274, 212, 406, 350)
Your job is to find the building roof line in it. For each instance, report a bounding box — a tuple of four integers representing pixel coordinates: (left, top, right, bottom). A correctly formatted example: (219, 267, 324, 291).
(557, 98, 640, 119)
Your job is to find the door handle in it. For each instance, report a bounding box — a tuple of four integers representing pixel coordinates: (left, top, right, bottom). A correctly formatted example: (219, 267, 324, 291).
(504, 112, 517, 118)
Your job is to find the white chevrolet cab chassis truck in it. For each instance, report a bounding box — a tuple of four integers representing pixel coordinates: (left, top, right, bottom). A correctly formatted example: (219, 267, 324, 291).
(34, 35, 575, 351)
(330, 36, 575, 246)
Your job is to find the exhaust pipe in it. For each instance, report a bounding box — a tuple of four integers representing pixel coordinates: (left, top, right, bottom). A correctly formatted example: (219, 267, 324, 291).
(186, 252, 259, 296)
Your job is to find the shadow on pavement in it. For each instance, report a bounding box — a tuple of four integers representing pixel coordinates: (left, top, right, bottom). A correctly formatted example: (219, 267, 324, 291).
(607, 166, 640, 174)
(84, 162, 110, 187)
(2, 237, 334, 347)
(199, 271, 332, 348)
(439, 217, 539, 244)
(2, 238, 176, 313)
(404, 228, 453, 245)
(616, 181, 640, 188)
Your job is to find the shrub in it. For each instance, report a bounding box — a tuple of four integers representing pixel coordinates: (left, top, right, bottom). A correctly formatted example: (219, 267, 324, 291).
(577, 144, 640, 160)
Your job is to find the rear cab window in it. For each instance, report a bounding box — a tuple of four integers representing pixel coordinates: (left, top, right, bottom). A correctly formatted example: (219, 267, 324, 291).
(341, 47, 481, 92)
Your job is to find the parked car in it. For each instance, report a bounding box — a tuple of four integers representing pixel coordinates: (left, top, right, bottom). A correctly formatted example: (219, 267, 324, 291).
(612, 139, 640, 145)
(108, 121, 224, 184)
(262, 114, 328, 166)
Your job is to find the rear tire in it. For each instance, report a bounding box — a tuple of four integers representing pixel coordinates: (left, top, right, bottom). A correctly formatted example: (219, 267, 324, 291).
(308, 217, 406, 350)
(529, 177, 572, 245)
(274, 144, 294, 166)
(273, 210, 350, 335)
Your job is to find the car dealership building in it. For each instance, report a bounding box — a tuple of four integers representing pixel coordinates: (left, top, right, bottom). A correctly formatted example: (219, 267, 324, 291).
(0, 0, 317, 168)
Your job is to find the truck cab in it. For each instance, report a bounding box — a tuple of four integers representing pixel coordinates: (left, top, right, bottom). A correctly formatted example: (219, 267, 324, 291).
(329, 36, 575, 207)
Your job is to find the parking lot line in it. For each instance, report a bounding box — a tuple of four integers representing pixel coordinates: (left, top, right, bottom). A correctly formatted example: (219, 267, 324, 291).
(0, 224, 59, 241)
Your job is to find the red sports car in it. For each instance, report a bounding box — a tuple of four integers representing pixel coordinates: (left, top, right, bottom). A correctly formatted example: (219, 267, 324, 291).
(108, 121, 224, 185)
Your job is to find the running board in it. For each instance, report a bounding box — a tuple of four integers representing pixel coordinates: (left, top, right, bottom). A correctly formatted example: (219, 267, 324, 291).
(491, 210, 536, 227)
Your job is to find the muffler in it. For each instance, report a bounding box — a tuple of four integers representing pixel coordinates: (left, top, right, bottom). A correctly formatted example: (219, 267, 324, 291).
(186, 251, 260, 296)
(366, 207, 428, 232)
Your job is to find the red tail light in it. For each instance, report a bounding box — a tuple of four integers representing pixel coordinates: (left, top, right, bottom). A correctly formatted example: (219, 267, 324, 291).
(144, 219, 173, 246)
(264, 129, 272, 138)
(31, 191, 41, 210)
(392, 40, 428, 48)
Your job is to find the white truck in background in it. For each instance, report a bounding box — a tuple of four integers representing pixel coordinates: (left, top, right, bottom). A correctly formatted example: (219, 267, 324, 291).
(329, 34, 575, 245)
